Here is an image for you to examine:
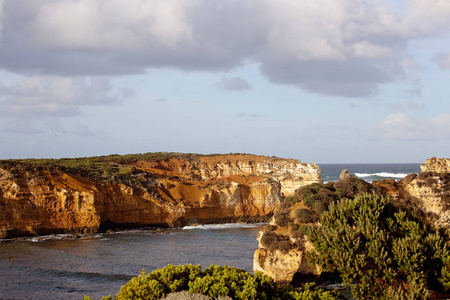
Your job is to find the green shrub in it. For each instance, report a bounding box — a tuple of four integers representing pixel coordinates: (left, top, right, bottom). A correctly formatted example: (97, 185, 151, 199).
(260, 231, 278, 248)
(274, 210, 292, 227)
(89, 264, 344, 300)
(161, 290, 230, 299)
(283, 196, 300, 207)
(307, 193, 450, 300)
(294, 208, 317, 224)
(263, 224, 275, 232)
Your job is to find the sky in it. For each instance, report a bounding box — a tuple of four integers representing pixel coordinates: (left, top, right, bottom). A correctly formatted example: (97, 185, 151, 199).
(0, 0, 450, 163)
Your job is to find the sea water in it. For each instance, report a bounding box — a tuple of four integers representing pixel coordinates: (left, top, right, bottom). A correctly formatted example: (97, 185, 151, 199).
(320, 163, 421, 183)
(0, 163, 422, 300)
(0, 224, 263, 300)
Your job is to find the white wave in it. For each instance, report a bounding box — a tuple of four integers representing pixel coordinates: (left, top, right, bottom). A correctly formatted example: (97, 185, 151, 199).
(354, 172, 408, 179)
(25, 233, 103, 242)
(182, 223, 264, 230)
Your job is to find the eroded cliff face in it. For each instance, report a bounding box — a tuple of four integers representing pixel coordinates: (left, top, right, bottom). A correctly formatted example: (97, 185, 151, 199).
(0, 154, 320, 239)
(396, 158, 450, 229)
(253, 221, 319, 283)
(253, 160, 450, 284)
(136, 154, 322, 196)
(421, 157, 450, 173)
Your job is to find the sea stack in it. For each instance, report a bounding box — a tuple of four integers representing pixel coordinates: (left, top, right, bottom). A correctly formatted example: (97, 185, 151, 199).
(339, 169, 352, 181)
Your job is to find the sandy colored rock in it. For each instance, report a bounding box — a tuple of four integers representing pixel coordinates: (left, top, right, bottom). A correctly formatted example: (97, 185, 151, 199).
(338, 169, 352, 181)
(253, 231, 319, 283)
(0, 154, 321, 239)
(253, 157, 450, 284)
(421, 157, 450, 173)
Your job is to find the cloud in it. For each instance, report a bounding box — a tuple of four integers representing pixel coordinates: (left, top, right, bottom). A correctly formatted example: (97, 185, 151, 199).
(1, 0, 450, 97)
(72, 123, 95, 136)
(0, 0, 4, 43)
(218, 76, 252, 91)
(379, 113, 450, 140)
(385, 100, 424, 110)
(433, 52, 450, 70)
(3, 118, 43, 133)
(0, 76, 134, 117)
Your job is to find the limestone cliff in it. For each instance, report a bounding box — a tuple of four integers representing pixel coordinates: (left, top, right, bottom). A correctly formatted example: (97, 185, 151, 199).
(253, 177, 376, 283)
(0, 153, 321, 239)
(253, 158, 450, 284)
(253, 220, 319, 284)
(421, 157, 450, 173)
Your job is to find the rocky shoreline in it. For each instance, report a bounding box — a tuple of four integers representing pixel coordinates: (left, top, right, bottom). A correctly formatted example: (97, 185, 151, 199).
(0, 153, 321, 239)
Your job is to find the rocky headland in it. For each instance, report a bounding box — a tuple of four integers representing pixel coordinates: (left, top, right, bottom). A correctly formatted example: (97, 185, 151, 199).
(253, 157, 450, 284)
(0, 153, 321, 239)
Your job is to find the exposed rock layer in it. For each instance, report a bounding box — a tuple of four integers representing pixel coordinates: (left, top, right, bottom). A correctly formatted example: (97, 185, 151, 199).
(0, 154, 321, 239)
(253, 158, 450, 284)
(421, 157, 450, 173)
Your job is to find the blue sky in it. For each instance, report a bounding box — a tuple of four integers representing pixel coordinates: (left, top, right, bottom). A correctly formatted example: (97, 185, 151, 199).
(1, 0, 450, 163)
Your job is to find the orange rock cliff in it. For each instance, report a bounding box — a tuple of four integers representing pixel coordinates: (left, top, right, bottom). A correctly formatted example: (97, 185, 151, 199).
(252, 157, 450, 284)
(0, 153, 321, 239)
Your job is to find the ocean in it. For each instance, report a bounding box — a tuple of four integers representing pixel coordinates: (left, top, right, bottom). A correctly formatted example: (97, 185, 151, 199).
(320, 163, 421, 183)
(0, 163, 422, 300)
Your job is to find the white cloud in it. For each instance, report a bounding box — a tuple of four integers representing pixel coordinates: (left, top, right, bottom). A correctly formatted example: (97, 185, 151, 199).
(379, 113, 450, 140)
(0, 76, 134, 117)
(1, 0, 450, 97)
(403, 0, 450, 36)
(430, 114, 450, 138)
(433, 52, 450, 70)
(30, 0, 197, 50)
(0, 0, 4, 44)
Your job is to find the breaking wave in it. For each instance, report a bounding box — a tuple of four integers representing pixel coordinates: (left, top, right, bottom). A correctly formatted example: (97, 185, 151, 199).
(182, 223, 263, 230)
(354, 172, 409, 179)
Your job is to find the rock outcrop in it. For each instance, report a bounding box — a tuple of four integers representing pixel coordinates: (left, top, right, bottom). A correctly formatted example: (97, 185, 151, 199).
(0, 153, 321, 239)
(421, 157, 450, 173)
(338, 169, 352, 181)
(253, 159, 450, 284)
(253, 225, 320, 283)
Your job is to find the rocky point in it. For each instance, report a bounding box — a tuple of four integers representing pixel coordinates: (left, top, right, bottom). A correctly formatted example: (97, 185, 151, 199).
(0, 153, 321, 239)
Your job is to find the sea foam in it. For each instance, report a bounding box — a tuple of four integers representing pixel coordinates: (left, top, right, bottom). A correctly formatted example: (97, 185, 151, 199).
(182, 223, 263, 230)
(354, 172, 409, 179)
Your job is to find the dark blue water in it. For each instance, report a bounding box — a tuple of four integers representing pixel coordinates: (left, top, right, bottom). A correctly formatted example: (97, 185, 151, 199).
(0, 164, 422, 300)
(320, 163, 421, 183)
(0, 224, 263, 300)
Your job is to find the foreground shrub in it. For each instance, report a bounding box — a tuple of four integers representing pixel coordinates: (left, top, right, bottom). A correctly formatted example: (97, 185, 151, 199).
(307, 193, 450, 300)
(161, 291, 231, 300)
(86, 264, 344, 300)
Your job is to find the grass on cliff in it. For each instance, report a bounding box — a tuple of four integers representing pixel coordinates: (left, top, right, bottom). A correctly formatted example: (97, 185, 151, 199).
(0, 152, 201, 183)
(85, 264, 344, 300)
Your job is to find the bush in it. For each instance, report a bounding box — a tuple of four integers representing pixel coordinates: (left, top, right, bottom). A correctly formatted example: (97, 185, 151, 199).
(260, 231, 278, 248)
(161, 291, 231, 300)
(274, 210, 292, 227)
(88, 264, 344, 300)
(263, 224, 275, 232)
(294, 209, 317, 224)
(283, 196, 300, 207)
(307, 193, 450, 300)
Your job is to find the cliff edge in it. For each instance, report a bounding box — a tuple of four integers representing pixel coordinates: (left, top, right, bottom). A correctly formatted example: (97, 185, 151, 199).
(254, 158, 450, 284)
(0, 153, 321, 239)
